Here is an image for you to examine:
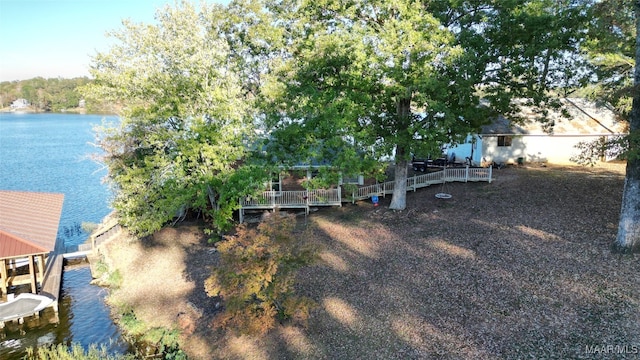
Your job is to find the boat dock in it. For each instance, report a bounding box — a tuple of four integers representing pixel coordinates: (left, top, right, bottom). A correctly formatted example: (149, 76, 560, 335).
(0, 215, 121, 328)
(0, 239, 64, 328)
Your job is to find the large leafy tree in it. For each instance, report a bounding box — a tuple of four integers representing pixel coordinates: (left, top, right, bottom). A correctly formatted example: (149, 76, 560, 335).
(264, 0, 591, 210)
(575, 0, 639, 251)
(82, 1, 266, 235)
(583, 0, 635, 116)
(266, 0, 490, 210)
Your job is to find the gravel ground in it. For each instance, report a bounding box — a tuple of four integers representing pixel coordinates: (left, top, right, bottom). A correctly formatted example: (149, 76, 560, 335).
(102, 162, 640, 359)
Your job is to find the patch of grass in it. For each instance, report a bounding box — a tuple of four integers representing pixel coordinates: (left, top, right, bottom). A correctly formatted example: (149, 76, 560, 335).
(141, 328, 185, 359)
(117, 309, 187, 359)
(25, 343, 134, 360)
(119, 309, 147, 335)
(81, 221, 99, 234)
(104, 269, 123, 289)
(92, 260, 109, 278)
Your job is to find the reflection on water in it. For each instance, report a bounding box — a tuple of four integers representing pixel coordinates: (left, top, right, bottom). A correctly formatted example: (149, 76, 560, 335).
(0, 265, 130, 359)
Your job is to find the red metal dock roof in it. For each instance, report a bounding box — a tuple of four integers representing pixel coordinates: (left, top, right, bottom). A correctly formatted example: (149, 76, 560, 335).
(0, 191, 64, 258)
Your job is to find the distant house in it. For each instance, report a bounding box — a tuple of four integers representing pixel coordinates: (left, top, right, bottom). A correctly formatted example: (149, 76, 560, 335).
(10, 98, 29, 109)
(0, 191, 64, 296)
(447, 98, 628, 165)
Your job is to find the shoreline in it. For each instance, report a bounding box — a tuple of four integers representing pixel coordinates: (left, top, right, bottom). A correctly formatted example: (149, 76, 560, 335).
(0, 107, 116, 116)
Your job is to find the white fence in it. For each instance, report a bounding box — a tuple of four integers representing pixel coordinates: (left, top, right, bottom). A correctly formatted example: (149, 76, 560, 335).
(239, 189, 342, 223)
(239, 166, 492, 222)
(350, 166, 492, 201)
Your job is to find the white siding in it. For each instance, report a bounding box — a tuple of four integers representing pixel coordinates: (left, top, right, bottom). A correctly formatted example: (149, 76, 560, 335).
(481, 134, 618, 164)
(445, 135, 483, 165)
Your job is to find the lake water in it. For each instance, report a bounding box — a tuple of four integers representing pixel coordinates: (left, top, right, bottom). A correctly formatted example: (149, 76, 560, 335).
(0, 112, 129, 358)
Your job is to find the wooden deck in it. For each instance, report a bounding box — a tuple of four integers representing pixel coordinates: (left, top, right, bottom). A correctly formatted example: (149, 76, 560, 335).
(25, 217, 121, 324)
(239, 189, 342, 223)
(239, 166, 493, 222)
(39, 238, 65, 314)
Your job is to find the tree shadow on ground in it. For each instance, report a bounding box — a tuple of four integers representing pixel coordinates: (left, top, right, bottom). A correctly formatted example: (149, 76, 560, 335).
(168, 164, 638, 359)
(264, 165, 639, 359)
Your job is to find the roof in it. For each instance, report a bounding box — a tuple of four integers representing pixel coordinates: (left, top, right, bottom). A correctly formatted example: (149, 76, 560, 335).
(480, 98, 628, 136)
(0, 230, 48, 258)
(0, 191, 64, 258)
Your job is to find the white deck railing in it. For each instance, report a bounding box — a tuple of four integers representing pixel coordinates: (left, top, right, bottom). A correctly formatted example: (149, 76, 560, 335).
(350, 166, 492, 201)
(239, 166, 492, 222)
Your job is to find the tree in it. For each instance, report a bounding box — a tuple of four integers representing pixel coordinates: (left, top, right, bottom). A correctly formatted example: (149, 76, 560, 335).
(615, 1, 640, 251)
(205, 212, 315, 334)
(577, 0, 639, 251)
(265, 0, 489, 210)
(583, 0, 635, 116)
(265, 0, 591, 210)
(82, 1, 267, 235)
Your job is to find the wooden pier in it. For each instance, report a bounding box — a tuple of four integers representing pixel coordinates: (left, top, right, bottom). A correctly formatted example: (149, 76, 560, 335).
(43, 216, 121, 309)
(39, 238, 65, 314)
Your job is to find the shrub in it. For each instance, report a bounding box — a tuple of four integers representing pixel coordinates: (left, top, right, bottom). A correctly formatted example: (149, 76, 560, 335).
(205, 211, 316, 334)
(115, 308, 186, 359)
(81, 221, 99, 234)
(25, 343, 134, 360)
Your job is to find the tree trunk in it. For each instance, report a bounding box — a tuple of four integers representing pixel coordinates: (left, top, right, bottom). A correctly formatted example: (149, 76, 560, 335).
(616, 162, 640, 252)
(389, 97, 412, 211)
(390, 145, 408, 210)
(614, 2, 640, 253)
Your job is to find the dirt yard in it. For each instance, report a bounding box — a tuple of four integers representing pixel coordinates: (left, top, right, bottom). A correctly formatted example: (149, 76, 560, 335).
(99, 162, 639, 359)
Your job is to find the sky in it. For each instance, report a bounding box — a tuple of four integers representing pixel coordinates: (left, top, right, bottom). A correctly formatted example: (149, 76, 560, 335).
(0, 0, 228, 82)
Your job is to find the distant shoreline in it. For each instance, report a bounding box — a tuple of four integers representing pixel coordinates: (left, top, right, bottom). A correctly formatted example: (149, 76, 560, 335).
(0, 107, 116, 116)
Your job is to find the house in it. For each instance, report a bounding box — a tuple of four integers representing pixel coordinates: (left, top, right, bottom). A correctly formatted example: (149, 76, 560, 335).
(10, 98, 29, 109)
(447, 98, 628, 165)
(0, 191, 64, 296)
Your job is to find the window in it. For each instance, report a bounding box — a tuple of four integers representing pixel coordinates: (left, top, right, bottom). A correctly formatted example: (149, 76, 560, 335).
(268, 173, 281, 192)
(497, 136, 512, 147)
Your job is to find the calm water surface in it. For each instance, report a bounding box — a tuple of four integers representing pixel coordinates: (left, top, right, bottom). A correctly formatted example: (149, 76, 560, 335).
(0, 112, 129, 358)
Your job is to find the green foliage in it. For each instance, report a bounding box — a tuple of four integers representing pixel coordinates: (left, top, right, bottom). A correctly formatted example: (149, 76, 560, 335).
(570, 134, 639, 166)
(119, 309, 146, 335)
(261, 0, 592, 209)
(210, 164, 274, 233)
(92, 260, 109, 279)
(205, 212, 316, 334)
(81, 221, 99, 234)
(573, 1, 637, 168)
(582, 0, 635, 117)
(106, 269, 123, 289)
(116, 308, 186, 359)
(301, 167, 341, 190)
(78, 0, 613, 230)
(25, 343, 134, 360)
(341, 183, 360, 201)
(82, 1, 257, 236)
